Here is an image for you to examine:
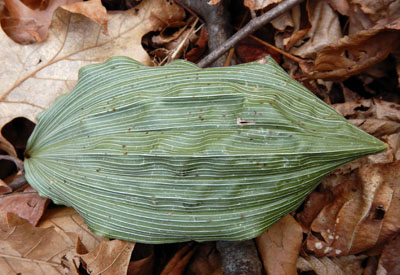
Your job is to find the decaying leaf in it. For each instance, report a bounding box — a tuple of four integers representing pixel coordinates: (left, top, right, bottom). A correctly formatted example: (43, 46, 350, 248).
(289, 0, 342, 59)
(299, 161, 400, 257)
(80, 239, 135, 275)
(127, 244, 154, 275)
(376, 233, 400, 275)
(0, 212, 84, 274)
(309, 29, 400, 80)
(297, 255, 367, 275)
(0, 0, 185, 131)
(306, 0, 400, 80)
(256, 214, 303, 275)
(333, 99, 400, 137)
(244, 0, 283, 11)
(187, 242, 222, 275)
(0, 186, 48, 225)
(38, 207, 105, 252)
(23, 55, 385, 243)
(1, 0, 81, 44)
(161, 243, 196, 275)
(61, 0, 107, 33)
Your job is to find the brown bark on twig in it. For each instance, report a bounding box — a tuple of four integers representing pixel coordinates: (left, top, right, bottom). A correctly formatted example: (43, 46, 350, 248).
(197, 0, 304, 68)
(175, 0, 232, 67)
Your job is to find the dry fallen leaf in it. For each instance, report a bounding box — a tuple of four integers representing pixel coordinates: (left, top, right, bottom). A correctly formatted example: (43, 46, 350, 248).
(333, 99, 400, 137)
(244, 0, 283, 11)
(256, 214, 303, 275)
(0, 211, 84, 274)
(161, 243, 196, 275)
(1, 0, 81, 44)
(0, 0, 185, 131)
(296, 255, 367, 275)
(187, 242, 222, 275)
(0, 186, 48, 225)
(307, 0, 400, 80)
(81, 239, 135, 275)
(61, 0, 107, 33)
(127, 244, 155, 275)
(289, 0, 342, 59)
(376, 233, 400, 274)
(38, 207, 105, 252)
(299, 161, 400, 257)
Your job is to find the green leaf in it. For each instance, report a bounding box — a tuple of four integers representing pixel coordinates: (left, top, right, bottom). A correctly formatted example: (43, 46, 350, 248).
(24, 56, 386, 243)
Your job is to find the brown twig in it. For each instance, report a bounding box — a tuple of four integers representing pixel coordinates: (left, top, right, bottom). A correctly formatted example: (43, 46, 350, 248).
(197, 0, 304, 68)
(248, 34, 304, 64)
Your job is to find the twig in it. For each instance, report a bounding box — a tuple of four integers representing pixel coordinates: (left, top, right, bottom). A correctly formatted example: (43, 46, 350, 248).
(197, 0, 304, 68)
(248, 34, 304, 64)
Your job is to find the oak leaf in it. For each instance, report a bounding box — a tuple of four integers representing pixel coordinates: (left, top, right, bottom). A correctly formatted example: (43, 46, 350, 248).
(0, 0, 185, 131)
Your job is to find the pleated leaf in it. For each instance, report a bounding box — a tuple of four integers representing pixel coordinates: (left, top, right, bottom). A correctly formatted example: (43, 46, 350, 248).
(24, 56, 386, 243)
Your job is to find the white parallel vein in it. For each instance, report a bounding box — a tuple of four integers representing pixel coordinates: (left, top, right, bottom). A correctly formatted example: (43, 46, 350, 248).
(24, 56, 386, 243)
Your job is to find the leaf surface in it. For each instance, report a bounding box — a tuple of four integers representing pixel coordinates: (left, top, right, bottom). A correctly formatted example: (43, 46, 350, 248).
(24, 56, 386, 243)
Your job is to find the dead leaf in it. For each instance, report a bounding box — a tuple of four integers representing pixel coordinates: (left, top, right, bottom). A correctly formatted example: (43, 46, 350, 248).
(161, 243, 196, 275)
(235, 37, 281, 63)
(300, 161, 400, 257)
(297, 255, 367, 275)
(376, 233, 400, 274)
(187, 242, 222, 275)
(244, 0, 283, 11)
(38, 207, 105, 252)
(81, 239, 135, 275)
(333, 99, 400, 137)
(61, 0, 107, 33)
(0, 0, 185, 131)
(309, 29, 400, 80)
(256, 214, 303, 275)
(307, 0, 400, 80)
(0, 186, 49, 225)
(289, 0, 342, 59)
(1, 0, 81, 44)
(128, 244, 154, 275)
(0, 211, 84, 274)
(0, 178, 13, 194)
(186, 27, 208, 63)
(208, 0, 222, 5)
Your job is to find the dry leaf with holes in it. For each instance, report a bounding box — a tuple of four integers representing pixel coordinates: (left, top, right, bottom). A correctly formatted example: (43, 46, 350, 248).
(299, 161, 400, 257)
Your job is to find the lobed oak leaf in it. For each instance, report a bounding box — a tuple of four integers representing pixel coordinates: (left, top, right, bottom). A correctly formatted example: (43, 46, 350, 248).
(1, 0, 81, 44)
(0, 211, 83, 274)
(0, 0, 185, 131)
